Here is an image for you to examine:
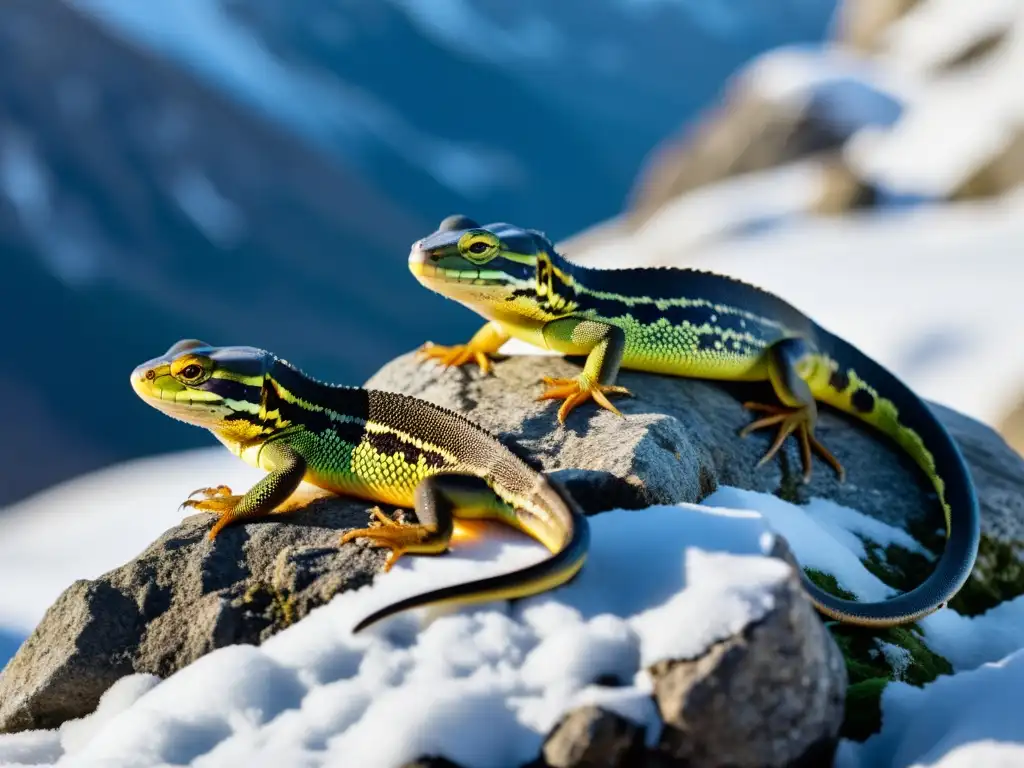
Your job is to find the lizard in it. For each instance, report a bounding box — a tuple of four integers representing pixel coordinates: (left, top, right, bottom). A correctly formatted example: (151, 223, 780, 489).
(406, 213, 981, 628)
(130, 338, 588, 633)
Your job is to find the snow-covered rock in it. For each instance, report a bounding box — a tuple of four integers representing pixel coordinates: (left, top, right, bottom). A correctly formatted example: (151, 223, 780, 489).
(627, 0, 1024, 227)
(3, 348, 1024, 765)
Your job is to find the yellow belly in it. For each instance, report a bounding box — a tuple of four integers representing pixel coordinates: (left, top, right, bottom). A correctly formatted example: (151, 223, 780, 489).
(621, 348, 770, 382)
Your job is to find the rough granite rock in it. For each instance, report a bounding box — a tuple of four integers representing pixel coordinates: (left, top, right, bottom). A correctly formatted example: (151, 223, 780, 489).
(625, 87, 849, 229)
(0, 499, 384, 734)
(541, 706, 647, 768)
(3, 351, 1024, 763)
(650, 567, 846, 768)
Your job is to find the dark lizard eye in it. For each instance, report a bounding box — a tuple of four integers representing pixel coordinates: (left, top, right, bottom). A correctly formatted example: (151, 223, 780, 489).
(468, 241, 490, 254)
(180, 364, 203, 381)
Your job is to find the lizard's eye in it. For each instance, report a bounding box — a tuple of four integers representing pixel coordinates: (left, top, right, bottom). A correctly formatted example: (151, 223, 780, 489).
(179, 363, 204, 382)
(458, 231, 499, 263)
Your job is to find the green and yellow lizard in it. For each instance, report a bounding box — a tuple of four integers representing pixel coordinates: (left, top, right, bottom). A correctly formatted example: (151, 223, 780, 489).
(130, 339, 588, 633)
(408, 214, 981, 628)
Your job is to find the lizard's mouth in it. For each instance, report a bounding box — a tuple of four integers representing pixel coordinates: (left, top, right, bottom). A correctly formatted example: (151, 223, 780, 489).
(407, 244, 511, 290)
(130, 366, 228, 427)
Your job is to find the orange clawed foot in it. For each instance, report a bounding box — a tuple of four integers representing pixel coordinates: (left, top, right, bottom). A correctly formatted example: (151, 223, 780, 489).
(339, 506, 438, 572)
(537, 375, 633, 424)
(179, 485, 243, 540)
(417, 341, 495, 375)
(739, 402, 846, 484)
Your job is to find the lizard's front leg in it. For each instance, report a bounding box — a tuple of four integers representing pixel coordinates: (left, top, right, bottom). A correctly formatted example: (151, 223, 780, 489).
(181, 442, 308, 539)
(538, 317, 632, 423)
(417, 321, 510, 375)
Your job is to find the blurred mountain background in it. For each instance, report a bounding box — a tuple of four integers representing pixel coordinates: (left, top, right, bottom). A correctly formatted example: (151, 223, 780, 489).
(0, 0, 836, 504)
(3, 0, 1023, 509)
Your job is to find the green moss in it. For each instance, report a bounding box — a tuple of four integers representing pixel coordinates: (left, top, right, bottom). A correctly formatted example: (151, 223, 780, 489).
(804, 560, 955, 742)
(774, 471, 804, 505)
(805, 569, 857, 600)
(792, 484, 1024, 739)
(948, 535, 1024, 616)
(828, 622, 952, 742)
(240, 582, 297, 631)
(844, 678, 887, 741)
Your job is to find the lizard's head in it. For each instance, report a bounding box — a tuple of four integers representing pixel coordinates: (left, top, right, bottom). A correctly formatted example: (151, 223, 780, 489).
(130, 339, 273, 435)
(408, 214, 577, 320)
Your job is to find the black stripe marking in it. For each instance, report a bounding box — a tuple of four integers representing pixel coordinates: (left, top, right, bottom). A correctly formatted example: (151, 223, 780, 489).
(363, 429, 448, 469)
(550, 246, 815, 340)
(201, 378, 262, 404)
(830, 368, 851, 392)
(851, 388, 876, 414)
(266, 360, 452, 469)
(263, 364, 367, 444)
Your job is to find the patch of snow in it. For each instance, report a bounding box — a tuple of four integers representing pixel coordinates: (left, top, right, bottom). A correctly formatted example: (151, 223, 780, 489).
(580, 160, 828, 268)
(701, 488, 1024, 677)
(731, 1, 1024, 199)
(718, 487, 935, 561)
(170, 169, 247, 248)
(747, 45, 911, 110)
(880, 0, 1021, 76)
(800, 496, 933, 561)
(0, 729, 63, 766)
(705, 487, 898, 601)
(807, 76, 905, 135)
(59, 674, 163, 754)
(920, 593, 1024, 672)
(842, 646, 1024, 768)
(879, 641, 913, 679)
(844, 1, 1024, 196)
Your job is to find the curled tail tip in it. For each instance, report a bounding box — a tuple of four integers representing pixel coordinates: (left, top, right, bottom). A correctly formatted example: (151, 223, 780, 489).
(350, 513, 589, 635)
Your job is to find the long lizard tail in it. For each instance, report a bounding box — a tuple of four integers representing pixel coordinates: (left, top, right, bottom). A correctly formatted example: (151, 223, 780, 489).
(802, 330, 981, 626)
(352, 478, 589, 633)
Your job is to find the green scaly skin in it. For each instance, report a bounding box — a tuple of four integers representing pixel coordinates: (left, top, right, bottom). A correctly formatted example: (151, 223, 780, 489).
(407, 214, 981, 628)
(131, 339, 588, 633)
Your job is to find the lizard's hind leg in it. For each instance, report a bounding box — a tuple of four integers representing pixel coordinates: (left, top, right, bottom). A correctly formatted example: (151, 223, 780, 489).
(340, 474, 513, 571)
(740, 337, 845, 484)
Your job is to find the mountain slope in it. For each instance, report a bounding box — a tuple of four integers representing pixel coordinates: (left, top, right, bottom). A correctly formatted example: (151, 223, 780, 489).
(68, 0, 839, 238)
(0, 0, 460, 504)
